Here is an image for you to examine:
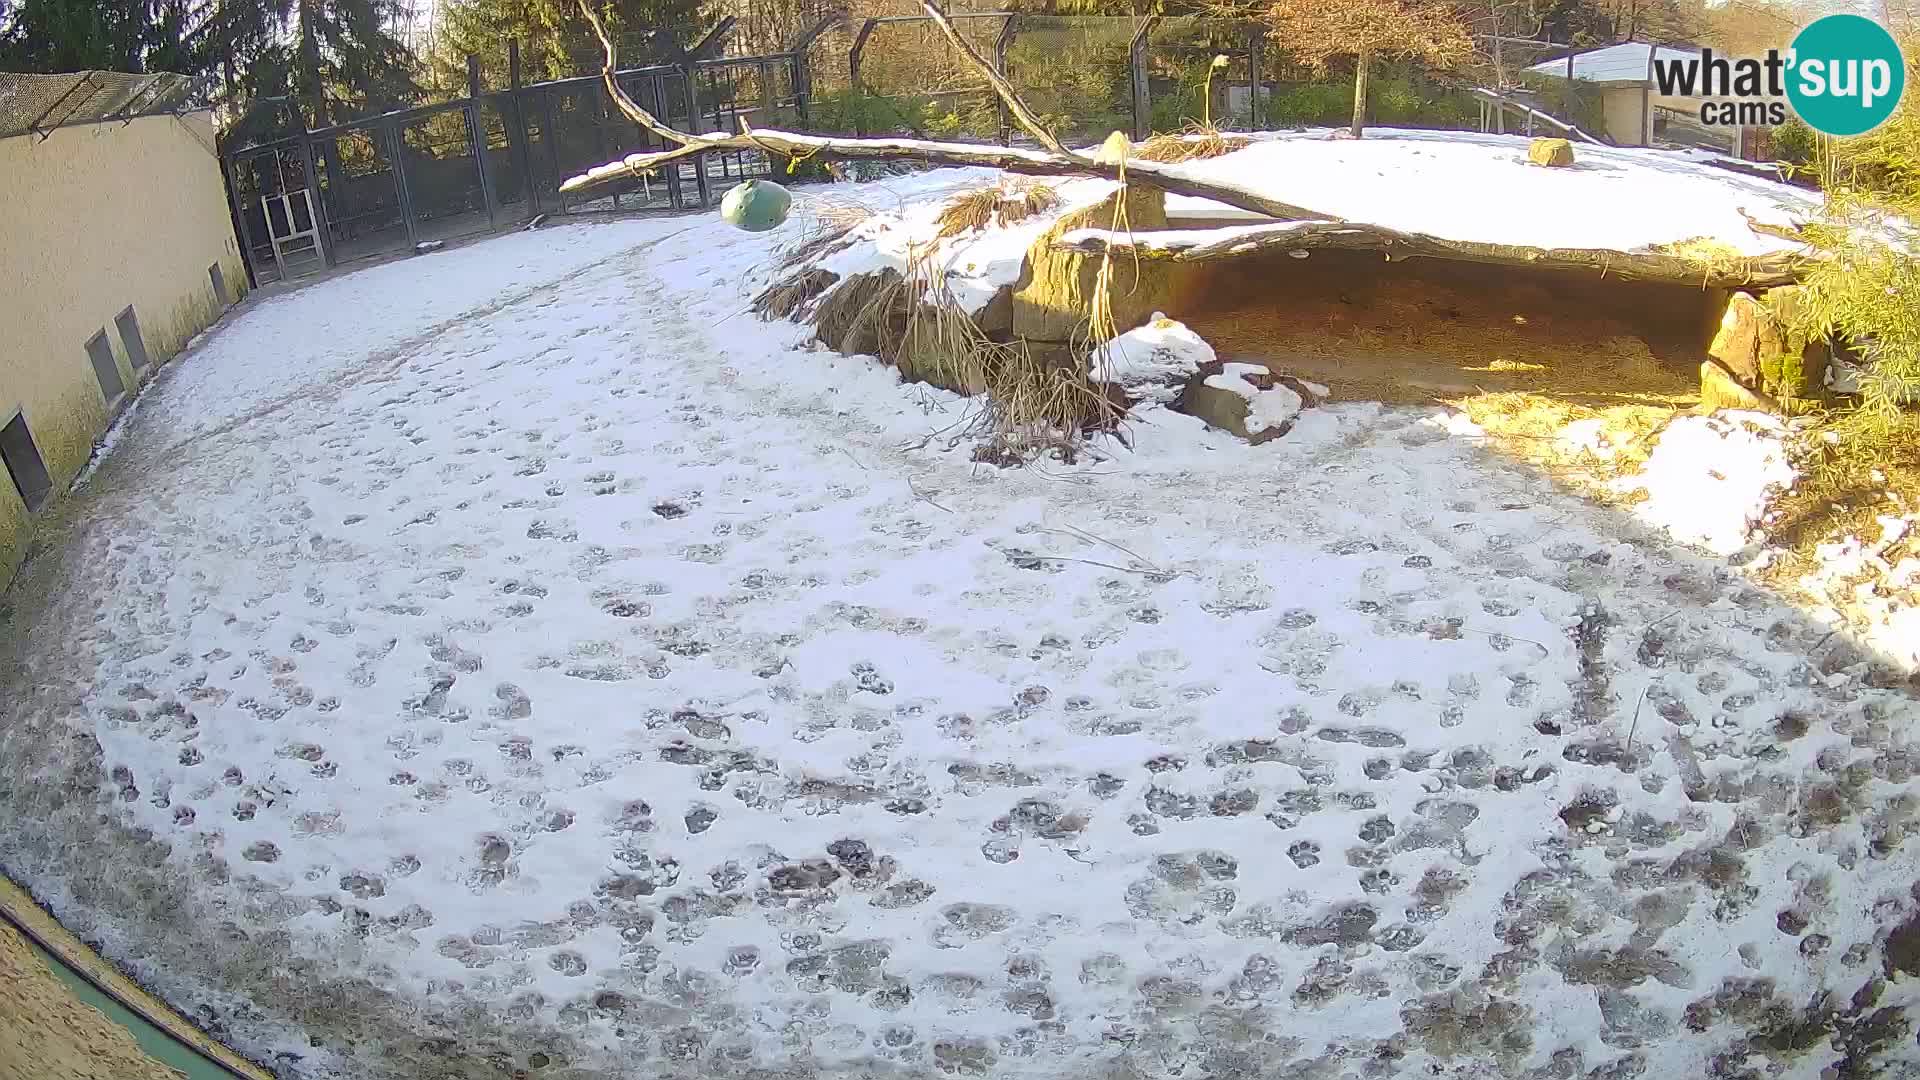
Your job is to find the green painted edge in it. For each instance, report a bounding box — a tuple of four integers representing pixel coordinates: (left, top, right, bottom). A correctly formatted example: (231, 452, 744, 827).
(19, 932, 236, 1079)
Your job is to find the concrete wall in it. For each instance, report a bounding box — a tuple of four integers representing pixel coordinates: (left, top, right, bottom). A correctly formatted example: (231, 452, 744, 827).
(0, 110, 246, 584)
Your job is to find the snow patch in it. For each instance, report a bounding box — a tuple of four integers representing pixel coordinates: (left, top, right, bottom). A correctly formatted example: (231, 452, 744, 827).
(1793, 513, 1920, 669)
(1094, 313, 1215, 403)
(1616, 411, 1796, 556)
(816, 173, 1117, 313)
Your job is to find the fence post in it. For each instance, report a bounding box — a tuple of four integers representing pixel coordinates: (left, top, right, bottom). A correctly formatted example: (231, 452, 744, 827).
(792, 52, 810, 122)
(223, 151, 266, 285)
(849, 18, 877, 136)
(467, 54, 500, 228)
(681, 65, 712, 205)
(544, 85, 566, 213)
(994, 15, 1016, 146)
(1246, 25, 1263, 129)
(1129, 21, 1152, 142)
(385, 118, 419, 248)
(508, 39, 537, 214)
(292, 111, 336, 268)
(1641, 40, 1654, 146)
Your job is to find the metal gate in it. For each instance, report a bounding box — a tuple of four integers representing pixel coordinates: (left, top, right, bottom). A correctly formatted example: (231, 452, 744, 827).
(226, 143, 326, 285)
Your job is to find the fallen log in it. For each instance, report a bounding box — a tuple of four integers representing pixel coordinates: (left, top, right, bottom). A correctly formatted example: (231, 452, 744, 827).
(560, 135, 1342, 223)
(1052, 221, 1808, 288)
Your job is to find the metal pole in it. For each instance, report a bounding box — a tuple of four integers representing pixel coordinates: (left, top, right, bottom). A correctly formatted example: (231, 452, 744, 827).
(1642, 40, 1654, 146)
(758, 58, 775, 127)
(292, 111, 335, 268)
(1129, 22, 1152, 142)
(995, 15, 1016, 146)
(508, 39, 537, 215)
(792, 53, 809, 123)
(849, 18, 878, 136)
(467, 56, 499, 229)
(226, 153, 266, 286)
(387, 119, 419, 248)
(680, 65, 712, 205)
(545, 86, 566, 214)
(545, 85, 564, 211)
(1247, 24, 1262, 129)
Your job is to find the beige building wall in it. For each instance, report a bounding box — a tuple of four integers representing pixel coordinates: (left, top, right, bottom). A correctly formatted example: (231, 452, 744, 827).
(0, 109, 246, 584)
(1601, 86, 1648, 145)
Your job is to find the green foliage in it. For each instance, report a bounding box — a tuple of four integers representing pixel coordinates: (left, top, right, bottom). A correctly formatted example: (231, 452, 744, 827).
(0, 0, 146, 71)
(1008, 30, 1132, 142)
(430, 0, 711, 93)
(1771, 117, 1816, 167)
(1789, 207, 1920, 427)
(925, 97, 999, 141)
(1369, 75, 1472, 128)
(807, 87, 997, 140)
(1260, 73, 1469, 130)
(1149, 81, 1204, 131)
(1778, 34, 1920, 430)
(1262, 81, 1348, 127)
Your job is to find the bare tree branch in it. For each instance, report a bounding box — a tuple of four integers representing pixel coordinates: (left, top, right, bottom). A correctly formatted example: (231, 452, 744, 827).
(566, 0, 1344, 223)
(914, 1, 1080, 162)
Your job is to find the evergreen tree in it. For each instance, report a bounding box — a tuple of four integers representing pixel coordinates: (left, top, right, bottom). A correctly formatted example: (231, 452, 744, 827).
(430, 0, 711, 91)
(0, 0, 150, 71)
(1, 0, 417, 132)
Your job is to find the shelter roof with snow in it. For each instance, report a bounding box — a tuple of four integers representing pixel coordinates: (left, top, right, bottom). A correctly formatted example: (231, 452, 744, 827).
(1527, 42, 1701, 86)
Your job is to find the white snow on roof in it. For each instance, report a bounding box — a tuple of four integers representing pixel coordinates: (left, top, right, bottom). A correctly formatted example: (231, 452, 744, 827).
(1159, 128, 1819, 256)
(1526, 42, 1701, 84)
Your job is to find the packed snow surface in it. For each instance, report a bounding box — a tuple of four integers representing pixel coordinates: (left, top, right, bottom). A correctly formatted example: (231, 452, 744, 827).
(1162, 128, 1821, 256)
(4, 169, 1920, 1080)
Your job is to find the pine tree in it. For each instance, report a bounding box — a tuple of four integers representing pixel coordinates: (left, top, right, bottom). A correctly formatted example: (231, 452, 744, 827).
(430, 0, 711, 91)
(0, 0, 151, 71)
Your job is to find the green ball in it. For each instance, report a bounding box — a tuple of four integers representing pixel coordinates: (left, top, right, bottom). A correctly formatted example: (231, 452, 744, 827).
(719, 179, 792, 233)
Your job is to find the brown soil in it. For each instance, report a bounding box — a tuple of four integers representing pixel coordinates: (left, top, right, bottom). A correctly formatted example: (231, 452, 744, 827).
(1158, 244, 1723, 410)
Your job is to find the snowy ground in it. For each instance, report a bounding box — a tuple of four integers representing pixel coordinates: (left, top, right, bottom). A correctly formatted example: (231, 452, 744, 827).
(5, 169, 1920, 1080)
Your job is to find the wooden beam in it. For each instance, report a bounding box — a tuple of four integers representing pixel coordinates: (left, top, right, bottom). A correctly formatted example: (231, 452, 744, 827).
(1053, 221, 1806, 288)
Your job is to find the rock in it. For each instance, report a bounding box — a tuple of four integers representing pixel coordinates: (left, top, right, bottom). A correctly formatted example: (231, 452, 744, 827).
(1699, 360, 1771, 412)
(1758, 285, 1831, 402)
(1706, 288, 1830, 410)
(1176, 360, 1318, 444)
(1527, 138, 1575, 167)
(1012, 186, 1173, 343)
(1710, 292, 1767, 388)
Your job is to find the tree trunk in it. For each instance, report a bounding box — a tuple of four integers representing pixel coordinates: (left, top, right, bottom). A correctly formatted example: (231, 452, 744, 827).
(1350, 50, 1370, 139)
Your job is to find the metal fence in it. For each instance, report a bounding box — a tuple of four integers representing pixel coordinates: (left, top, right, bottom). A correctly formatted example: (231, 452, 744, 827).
(217, 13, 1487, 287)
(221, 23, 820, 286)
(0, 71, 210, 140)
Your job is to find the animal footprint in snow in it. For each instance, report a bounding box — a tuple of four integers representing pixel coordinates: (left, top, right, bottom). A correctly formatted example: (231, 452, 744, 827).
(1286, 841, 1320, 868)
(850, 662, 893, 695)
